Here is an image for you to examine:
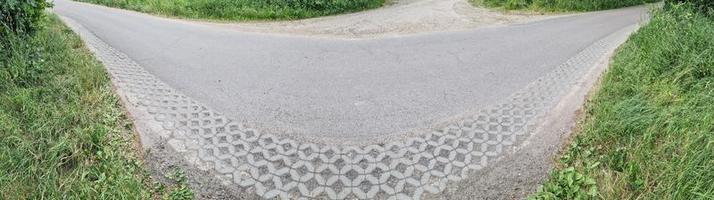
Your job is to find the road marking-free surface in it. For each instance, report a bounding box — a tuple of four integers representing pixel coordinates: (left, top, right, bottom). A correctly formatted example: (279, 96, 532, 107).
(55, 0, 647, 198)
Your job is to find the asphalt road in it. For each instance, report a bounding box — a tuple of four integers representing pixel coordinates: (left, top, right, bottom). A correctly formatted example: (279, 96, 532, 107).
(53, 0, 648, 199)
(54, 0, 646, 142)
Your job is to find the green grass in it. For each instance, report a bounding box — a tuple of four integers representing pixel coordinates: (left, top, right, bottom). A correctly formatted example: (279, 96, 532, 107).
(473, 0, 660, 11)
(0, 15, 192, 199)
(75, 0, 386, 21)
(531, 3, 713, 199)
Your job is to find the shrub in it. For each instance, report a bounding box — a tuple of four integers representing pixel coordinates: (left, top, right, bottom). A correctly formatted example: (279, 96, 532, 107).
(0, 0, 52, 35)
(533, 0, 660, 11)
(505, 0, 531, 9)
(670, 0, 714, 8)
(480, 0, 660, 11)
(668, 0, 714, 14)
(78, 0, 385, 20)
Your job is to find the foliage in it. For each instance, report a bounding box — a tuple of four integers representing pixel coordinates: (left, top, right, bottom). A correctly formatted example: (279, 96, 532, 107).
(476, 0, 660, 11)
(532, 3, 714, 199)
(76, 0, 385, 20)
(164, 169, 194, 200)
(0, 0, 52, 35)
(530, 138, 600, 200)
(0, 15, 190, 199)
(668, 0, 714, 15)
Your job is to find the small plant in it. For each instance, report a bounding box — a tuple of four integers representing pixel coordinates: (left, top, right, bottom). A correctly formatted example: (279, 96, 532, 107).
(531, 167, 599, 200)
(531, 137, 600, 200)
(163, 168, 194, 200)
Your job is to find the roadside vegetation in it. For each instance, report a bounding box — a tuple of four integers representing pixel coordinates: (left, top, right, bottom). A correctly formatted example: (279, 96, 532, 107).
(473, 0, 660, 11)
(1, 1, 191, 199)
(531, 1, 713, 199)
(75, 0, 386, 20)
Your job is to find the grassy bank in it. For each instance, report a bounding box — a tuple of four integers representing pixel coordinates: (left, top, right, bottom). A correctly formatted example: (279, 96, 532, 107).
(531, 3, 713, 199)
(75, 0, 385, 20)
(473, 0, 660, 11)
(0, 15, 191, 199)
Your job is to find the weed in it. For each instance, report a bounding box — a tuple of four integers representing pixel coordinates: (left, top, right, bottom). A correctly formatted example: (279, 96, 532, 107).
(473, 0, 660, 11)
(532, 3, 714, 199)
(164, 168, 194, 200)
(0, 14, 189, 199)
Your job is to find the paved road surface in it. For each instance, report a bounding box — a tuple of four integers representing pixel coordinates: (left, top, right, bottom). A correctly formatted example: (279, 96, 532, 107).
(54, 0, 648, 199)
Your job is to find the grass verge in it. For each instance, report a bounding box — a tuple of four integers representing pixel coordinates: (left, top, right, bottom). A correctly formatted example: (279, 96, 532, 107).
(75, 0, 386, 21)
(472, 0, 660, 12)
(0, 14, 192, 199)
(531, 3, 713, 199)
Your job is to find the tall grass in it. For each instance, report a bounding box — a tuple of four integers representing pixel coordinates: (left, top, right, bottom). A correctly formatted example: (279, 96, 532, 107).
(531, 3, 714, 199)
(0, 15, 191, 199)
(76, 0, 386, 20)
(475, 0, 660, 11)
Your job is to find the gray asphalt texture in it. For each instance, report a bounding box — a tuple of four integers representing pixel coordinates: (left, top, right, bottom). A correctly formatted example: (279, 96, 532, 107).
(54, 0, 648, 199)
(55, 0, 645, 143)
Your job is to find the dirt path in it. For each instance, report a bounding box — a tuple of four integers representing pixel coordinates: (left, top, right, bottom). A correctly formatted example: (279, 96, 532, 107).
(207, 0, 553, 38)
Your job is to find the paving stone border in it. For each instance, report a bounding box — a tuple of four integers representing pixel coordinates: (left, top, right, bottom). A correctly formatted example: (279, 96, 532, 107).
(61, 16, 634, 199)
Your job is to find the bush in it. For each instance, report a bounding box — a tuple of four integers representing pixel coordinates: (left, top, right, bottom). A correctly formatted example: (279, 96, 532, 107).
(668, 0, 714, 14)
(534, 0, 660, 11)
(0, 0, 52, 35)
(78, 0, 385, 20)
(670, 0, 714, 8)
(480, 0, 660, 11)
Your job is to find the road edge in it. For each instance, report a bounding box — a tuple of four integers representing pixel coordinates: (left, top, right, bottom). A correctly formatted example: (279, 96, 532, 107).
(424, 24, 642, 199)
